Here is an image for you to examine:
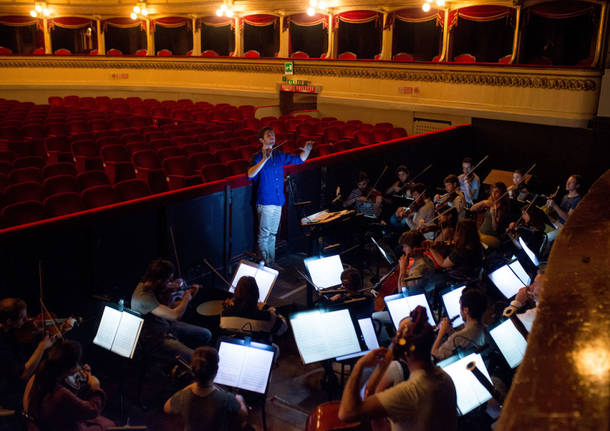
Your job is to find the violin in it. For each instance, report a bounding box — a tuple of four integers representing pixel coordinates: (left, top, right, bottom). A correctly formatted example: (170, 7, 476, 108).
(435, 190, 457, 212)
(157, 278, 200, 307)
(14, 312, 80, 344)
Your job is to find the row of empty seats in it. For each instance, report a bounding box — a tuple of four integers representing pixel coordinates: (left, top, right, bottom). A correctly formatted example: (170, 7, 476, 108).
(0, 96, 407, 228)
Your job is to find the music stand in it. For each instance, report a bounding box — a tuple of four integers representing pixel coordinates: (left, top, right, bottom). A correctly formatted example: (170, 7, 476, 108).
(488, 319, 528, 369)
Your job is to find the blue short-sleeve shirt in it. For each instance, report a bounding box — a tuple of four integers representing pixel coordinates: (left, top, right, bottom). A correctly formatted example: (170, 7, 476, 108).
(249, 151, 303, 206)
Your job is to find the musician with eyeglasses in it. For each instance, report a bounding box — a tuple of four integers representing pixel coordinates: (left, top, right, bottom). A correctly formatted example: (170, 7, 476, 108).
(433, 174, 466, 221)
(458, 157, 481, 206)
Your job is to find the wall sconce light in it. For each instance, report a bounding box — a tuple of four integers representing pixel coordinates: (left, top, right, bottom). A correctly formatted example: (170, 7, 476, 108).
(216, 1, 234, 17)
(30, 2, 51, 17)
(130, 2, 148, 20)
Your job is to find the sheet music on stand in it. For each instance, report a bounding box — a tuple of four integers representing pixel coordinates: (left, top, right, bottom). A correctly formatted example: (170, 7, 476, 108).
(488, 259, 531, 299)
(301, 209, 354, 225)
(229, 260, 279, 303)
(336, 317, 380, 361)
(93, 305, 143, 359)
(441, 285, 467, 328)
(290, 308, 361, 364)
(304, 254, 344, 290)
(489, 319, 528, 369)
(214, 337, 276, 394)
(384, 292, 436, 329)
(439, 352, 493, 416)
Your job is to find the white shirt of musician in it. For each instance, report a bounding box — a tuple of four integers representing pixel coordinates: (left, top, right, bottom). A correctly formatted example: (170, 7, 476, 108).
(376, 366, 457, 431)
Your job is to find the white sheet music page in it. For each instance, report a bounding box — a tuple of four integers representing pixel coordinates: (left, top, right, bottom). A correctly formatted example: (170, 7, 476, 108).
(490, 320, 527, 369)
(442, 286, 467, 328)
(509, 260, 531, 286)
(386, 297, 413, 329)
(291, 309, 360, 364)
(359, 318, 379, 350)
(215, 342, 243, 388)
(441, 353, 492, 415)
(405, 294, 436, 326)
(489, 265, 525, 299)
(111, 311, 143, 359)
(93, 306, 122, 351)
(215, 342, 274, 394)
(305, 255, 343, 289)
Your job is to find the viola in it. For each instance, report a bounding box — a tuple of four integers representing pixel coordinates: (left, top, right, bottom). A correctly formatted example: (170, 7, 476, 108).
(14, 312, 80, 344)
(157, 278, 198, 307)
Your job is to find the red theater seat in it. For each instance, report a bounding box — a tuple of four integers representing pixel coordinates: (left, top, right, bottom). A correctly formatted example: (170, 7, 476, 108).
(323, 127, 343, 144)
(76, 170, 109, 191)
(3, 181, 44, 205)
(82, 185, 119, 208)
(107, 49, 122, 56)
(13, 156, 44, 170)
(316, 144, 334, 156)
(9, 167, 41, 185)
(225, 159, 249, 176)
(42, 163, 76, 179)
(290, 51, 309, 59)
(390, 127, 408, 139)
(201, 50, 219, 57)
(104, 161, 136, 184)
(162, 156, 201, 189)
(454, 53, 476, 63)
(354, 130, 374, 146)
(393, 53, 414, 62)
(375, 122, 393, 129)
(244, 50, 260, 58)
(157, 49, 173, 56)
(157, 146, 183, 161)
(373, 128, 391, 143)
(54, 48, 71, 55)
(43, 175, 77, 195)
(214, 149, 240, 163)
(0, 46, 12, 55)
(1, 200, 45, 226)
(338, 51, 357, 60)
(201, 163, 230, 182)
(132, 150, 162, 170)
(136, 49, 148, 56)
(189, 152, 218, 170)
(44, 192, 84, 217)
(101, 145, 130, 163)
(114, 179, 151, 200)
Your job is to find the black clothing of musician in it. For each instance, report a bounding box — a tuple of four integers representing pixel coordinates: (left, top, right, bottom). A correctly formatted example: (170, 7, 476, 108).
(131, 260, 212, 362)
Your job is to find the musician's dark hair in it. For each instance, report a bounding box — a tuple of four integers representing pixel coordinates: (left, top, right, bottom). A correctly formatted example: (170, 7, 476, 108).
(522, 205, 546, 232)
(444, 174, 459, 186)
(460, 288, 487, 321)
(340, 268, 362, 292)
(514, 169, 523, 176)
(442, 207, 459, 227)
(393, 306, 434, 362)
(232, 276, 260, 313)
(399, 230, 425, 249)
(493, 182, 510, 207)
(462, 157, 473, 165)
(357, 171, 370, 183)
(454, 219, 482, 254)
(0, 297, 26, 324)
(396, 165, 409, 176)
(141, 259, 175, 289)
(411, 183, 426, 196)
(258, 126, 274, 140)
(28, 339, 82, 420)
(191, 346, 219, 385)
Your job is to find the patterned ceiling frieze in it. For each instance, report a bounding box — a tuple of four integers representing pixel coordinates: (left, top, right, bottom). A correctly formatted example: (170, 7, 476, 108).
(0, 58, 598, 91)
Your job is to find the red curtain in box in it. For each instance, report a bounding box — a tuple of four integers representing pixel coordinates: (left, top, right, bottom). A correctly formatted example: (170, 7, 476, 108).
(285, 13, 329, 31)
(444, 6, 514, 29)
(385, 8, 440, 30)
(0, 16, 43, 30)
(241, 14, 278, 28)
(49, 17, 94, 30)
(151, 16, 191, 31)
(529, 1, 596, 19)
(197, 16, 235, 29)
(334, 10, 381, 29)
(102, 17, 145, 32)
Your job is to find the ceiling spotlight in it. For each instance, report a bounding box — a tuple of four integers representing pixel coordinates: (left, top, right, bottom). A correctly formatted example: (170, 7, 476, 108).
(307, 7, 315, 16)
(133, 5, 140, 13)
(130, 12, 138, 19)
(216, 8, 223, 16)
(30, 9, 37, 17)
(42, 8, 50, 16)
(141, 8, 148, 16)
(422, 3, 431, 12)
(226, 9, 234, 17)
(35, 4, 42, 12)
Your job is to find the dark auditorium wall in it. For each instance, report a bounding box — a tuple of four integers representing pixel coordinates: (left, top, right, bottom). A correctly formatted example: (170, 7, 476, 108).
(471, 118, 608, 192)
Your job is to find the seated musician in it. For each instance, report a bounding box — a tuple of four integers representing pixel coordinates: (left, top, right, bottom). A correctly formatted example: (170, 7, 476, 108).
(164, 346, 248, 431)
(344, 171, 383, 218)
(391, 183, 434, 235)
(23, 339, 115, 431)
(546, 174, 583, 224)
(384, 165, 410, 197)
(431, 288, 487, 361)
(327, 268, 374, 320)
(220, 275, 287, 338)
(507, 204, 547, 260)
(433, 207, 458, 244)
(470, 182, 518, 249)
(0, 298, 75, 410)
(433, 174, 466, 220)
(503, 270, 545, 332)
(429, 219, 483, 283)
(339, 306, 457, 431)
(458, 157, 480, 206)
(507, 169, 532, 202)
(131, 259, 212, 362)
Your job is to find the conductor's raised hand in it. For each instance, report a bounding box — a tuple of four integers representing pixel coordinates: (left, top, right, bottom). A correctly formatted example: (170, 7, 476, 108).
(300, 141, 313, 153)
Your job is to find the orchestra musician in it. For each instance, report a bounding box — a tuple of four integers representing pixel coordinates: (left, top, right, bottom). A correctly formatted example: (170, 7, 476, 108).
(458, 157, 481, 206)
(343, 171, 383, 218)
(338, 306, 457, 431)
(506, 204, 547, 260)
(391, 183, 434, 237)
(130, 259, 212, 362)
(503, 269, 545, 332)
(384, 165, 411, 197)
(546, 174, 583, 224)
(220, 276, 287, 339)
(432, 207, 458, 244)
(0, 298, 75, 410)
(507, 169, 532, 202)
(247, 126, 313, 266)
(433, 174, 466, 220)
(470, 182, 518, 249)
(327, 268, 374, 320)
(164, 346, 249, 431)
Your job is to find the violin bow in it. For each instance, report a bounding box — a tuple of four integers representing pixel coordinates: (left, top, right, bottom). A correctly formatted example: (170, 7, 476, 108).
(467, 155, 489, 178)
(409, 163, 433, 184)
(169, 225, 183, 280)
(365, 165, 389, 200)
(495, 163, 536, 203)
(202, 258, 231, 289)
(38, 260, 64, 341)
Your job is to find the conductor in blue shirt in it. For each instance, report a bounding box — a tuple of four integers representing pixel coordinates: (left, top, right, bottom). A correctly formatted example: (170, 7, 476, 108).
(247, 126, 313, 265)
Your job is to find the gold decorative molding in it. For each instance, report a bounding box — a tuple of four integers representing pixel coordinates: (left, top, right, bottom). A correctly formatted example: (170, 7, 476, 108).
(0, 58, 598, 91)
